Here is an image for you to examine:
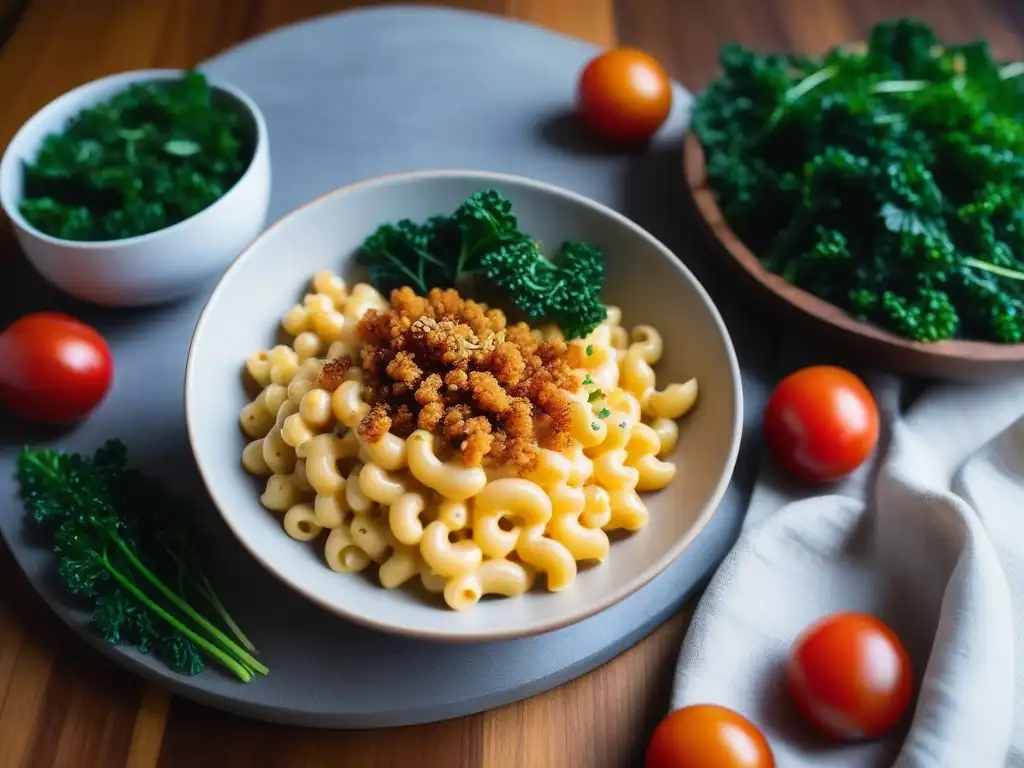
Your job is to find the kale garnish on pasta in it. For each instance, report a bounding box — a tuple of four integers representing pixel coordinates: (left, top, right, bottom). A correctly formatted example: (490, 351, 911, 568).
(357, 189, 608, 339)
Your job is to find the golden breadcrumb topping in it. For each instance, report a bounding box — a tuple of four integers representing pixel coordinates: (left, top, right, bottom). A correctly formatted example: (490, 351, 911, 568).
(353, 287, 579, 468)
(317, 355, 352, 391)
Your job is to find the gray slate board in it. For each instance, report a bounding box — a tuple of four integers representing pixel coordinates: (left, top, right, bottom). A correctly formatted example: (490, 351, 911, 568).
(0, 5, 770, 727)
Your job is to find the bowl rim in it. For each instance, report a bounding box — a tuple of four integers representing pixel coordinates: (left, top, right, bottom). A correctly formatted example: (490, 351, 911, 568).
(0, 68, 268, 249)
(683, 132, 1024, 366)
(184, 168, 744, 642)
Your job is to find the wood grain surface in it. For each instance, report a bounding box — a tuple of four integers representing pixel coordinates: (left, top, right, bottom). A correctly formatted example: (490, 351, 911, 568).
(0, 1, 1020, 767)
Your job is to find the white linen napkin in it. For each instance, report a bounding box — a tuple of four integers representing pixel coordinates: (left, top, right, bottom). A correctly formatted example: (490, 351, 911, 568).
(671, 373, 1024, 767)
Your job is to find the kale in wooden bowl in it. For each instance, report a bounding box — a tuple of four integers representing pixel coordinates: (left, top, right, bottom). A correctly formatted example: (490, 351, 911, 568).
(691, 18, 1024, 345)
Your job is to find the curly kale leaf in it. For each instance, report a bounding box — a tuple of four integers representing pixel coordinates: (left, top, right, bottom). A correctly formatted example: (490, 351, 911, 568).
(880, 289, 960, 342)
(865, 18, 943, 80)
(479, 239, 607, 339)
(691, 16, 1024, 344)
(16, 441, 266, 681)
(358, 189, 608, 338)
(358, 218, 450, 295)
(92, 588, 204, 674)
(448, 188, 522, 275)
(358, 190, 522, 295)
(19, 71, 251, 241)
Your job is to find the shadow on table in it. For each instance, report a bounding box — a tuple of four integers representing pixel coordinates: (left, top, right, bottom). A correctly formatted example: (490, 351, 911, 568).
(534, 108, 657, 158)
(0, 243, 162, 328)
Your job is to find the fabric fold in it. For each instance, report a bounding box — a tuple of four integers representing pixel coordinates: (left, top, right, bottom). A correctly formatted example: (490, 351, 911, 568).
(671, 377, 1024, 767)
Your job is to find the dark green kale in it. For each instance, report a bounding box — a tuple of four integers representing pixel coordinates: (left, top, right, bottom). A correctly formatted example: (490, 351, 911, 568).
(479, 239, 607, 339)
(19, 71, 252, 242)
(357, 218, 450, 297)
(358, 189, 521, 296)
(692, 17, 1024, 344)
(16, 440, 265, 681)
(357, 189, 607, 339)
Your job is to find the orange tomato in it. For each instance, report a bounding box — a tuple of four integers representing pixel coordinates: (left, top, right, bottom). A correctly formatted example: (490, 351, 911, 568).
(763, 365, 879, 483)
(576, 47, 672, 143)
(645, 704, 774, 768)
(787, 613, 913, 741)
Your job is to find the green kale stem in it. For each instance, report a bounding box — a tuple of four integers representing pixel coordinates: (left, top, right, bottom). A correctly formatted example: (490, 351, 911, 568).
(22, 450, 265, 678)
(456, 241, 480, 280)
(964, 256, 1024, 281)
(199, 582, 257, 655)
(170, 553, 257, 653)
(101, 554, 253, 682)
(1000, 62, 1024, 80)
(110, 534, 268, 675)
(380, 247, 429, 294)
(754, 59, 1022, 150)
(872, 79, 930, 94)
(515, 250, 570, 298)
(786, 65, 838, 101)
(748, 66, 837, 148)
(785, 64, 930, 101)
(455, 223, 505, 279)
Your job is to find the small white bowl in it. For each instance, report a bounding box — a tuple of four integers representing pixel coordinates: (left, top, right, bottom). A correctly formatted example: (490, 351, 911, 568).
(186, 170, 743, 642)
(0, 69, 270, 307)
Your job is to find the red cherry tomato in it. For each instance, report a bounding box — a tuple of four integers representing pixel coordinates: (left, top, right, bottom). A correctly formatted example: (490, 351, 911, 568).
(645, 704, 774, 768)
(0, 312, 113, 425)
(787, 612, 913, 741)
(577, 47, 673, 143)
(763, 365, 879, 483)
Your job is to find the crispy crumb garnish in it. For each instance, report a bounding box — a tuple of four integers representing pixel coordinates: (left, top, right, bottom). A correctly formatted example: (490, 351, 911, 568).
(360, 403, 392, 444)
(318, 355, 352, 390)
(353, 287, 578, 468)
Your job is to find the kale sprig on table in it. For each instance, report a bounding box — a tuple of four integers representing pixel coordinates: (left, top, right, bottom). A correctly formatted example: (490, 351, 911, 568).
(692, 18, 1024, 343)
(16, 440, 266, 682)
(357, 189, 608, 339)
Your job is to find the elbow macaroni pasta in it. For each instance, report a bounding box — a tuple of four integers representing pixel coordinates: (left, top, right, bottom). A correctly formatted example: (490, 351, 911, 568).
(239, 278, 699, 611)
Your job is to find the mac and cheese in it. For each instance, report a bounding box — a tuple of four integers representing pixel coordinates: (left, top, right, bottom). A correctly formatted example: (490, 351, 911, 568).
(239, 273, 698, 610)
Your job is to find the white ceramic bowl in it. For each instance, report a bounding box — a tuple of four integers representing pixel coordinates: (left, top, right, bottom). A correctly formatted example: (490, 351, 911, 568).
(186, 170, 743, 642)
(0, 69, 270, 307)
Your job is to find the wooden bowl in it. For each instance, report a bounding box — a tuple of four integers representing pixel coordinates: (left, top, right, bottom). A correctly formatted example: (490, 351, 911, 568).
(683, 133, 1024, 381)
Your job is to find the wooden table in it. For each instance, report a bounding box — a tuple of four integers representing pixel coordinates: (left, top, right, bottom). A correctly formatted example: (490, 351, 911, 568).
(0, 1, 1020, 766)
